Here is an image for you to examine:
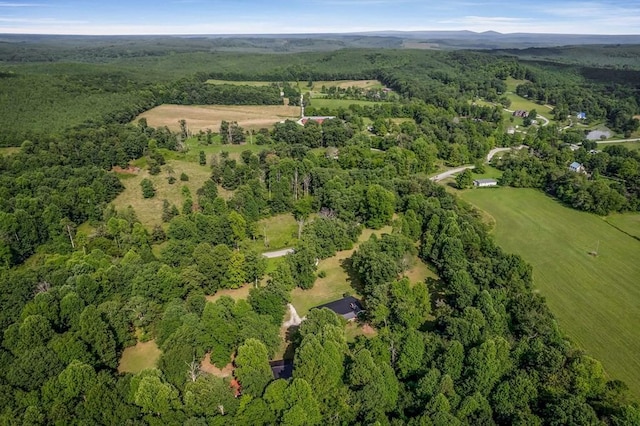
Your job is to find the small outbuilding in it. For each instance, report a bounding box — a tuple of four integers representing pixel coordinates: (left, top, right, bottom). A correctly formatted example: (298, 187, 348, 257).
(473, 178, 498, 188)
(313, 296, 363, 321)
(577, 112, 587, 120)
(569, 162, 586, 173)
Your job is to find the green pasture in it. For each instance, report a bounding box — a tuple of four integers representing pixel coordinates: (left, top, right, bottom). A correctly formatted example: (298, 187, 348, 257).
(309, 98, 384, 109)
(175, 137, 270, 162)
(459, 187, 640, 397)
(601, 141, 640, 151)
(505, 77, 528, 92)
(605, 213, 640, 240)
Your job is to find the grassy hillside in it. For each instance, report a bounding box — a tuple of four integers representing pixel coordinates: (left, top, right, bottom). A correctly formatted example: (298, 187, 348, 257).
(459, 187, 640, 397)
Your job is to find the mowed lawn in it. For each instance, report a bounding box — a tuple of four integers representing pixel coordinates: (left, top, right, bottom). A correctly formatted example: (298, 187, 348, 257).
(460, 187, 640, 396)
(118, 340, 162, 374)
(292, 224, 437, 316)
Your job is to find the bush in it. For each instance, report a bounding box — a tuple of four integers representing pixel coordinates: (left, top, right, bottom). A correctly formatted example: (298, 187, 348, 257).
(140, 178, 156, 198)
(318, 270, 327, 278)
(180, 172, 189, 181)
(167, 176, 176, 184)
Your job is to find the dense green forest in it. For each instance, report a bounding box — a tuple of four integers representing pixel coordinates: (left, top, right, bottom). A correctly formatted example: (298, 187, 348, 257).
(1, 38, 640, 425)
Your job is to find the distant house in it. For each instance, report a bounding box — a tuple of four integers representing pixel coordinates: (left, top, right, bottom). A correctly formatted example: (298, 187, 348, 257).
(270, 360, 293, 380)
(513, 110, 529, 118)
(297, 116, 335, 126)
(473, 178, 498, 188)
(577, 112, 587, 120)
(569, 162, 586, 173)
(507, 127, 516, 135)
(314, 296, 363, 321)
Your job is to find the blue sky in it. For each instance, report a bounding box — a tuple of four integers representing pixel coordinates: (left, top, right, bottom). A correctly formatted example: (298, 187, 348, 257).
(1, 0, 639, 35)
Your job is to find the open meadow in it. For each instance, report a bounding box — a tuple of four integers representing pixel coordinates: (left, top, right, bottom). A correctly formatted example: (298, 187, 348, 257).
(117, 340, 162, 374)
(459, 187, 640, 396)
(308, 98, 384, 109)
(111, 159, 212, 228)
(136, 104, 299, 132)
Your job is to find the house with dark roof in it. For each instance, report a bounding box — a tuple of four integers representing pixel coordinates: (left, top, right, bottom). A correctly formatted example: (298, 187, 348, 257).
(313, 296, 363, 321)
(270, 359, 293, 380)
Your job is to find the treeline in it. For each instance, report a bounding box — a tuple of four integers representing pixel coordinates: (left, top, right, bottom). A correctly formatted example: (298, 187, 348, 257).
(162, 80, 283, 105)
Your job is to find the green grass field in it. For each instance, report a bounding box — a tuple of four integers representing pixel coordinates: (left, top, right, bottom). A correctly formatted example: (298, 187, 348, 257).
(0, 147, 20, 156)
(459, 187, 640, 397)
(602, 141, 640, 151)
(117, 340, 162, 374)
(605, 213, 640, 240)
(505, 77, 528, 92)
(246, 213, 299, 252)
(309, 98, 384, 109)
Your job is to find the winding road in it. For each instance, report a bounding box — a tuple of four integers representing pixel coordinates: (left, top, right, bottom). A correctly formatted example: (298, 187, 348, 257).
(429, 145, 526, 182)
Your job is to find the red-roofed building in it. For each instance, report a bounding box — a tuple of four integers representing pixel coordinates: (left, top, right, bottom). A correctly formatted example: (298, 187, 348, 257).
(229, 378, 242, 397)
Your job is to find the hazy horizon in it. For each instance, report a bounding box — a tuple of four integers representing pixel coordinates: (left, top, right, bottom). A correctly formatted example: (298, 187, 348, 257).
(1, 0, 639, 36)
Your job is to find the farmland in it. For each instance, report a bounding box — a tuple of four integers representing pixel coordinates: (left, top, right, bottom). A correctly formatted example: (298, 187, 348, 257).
(136, 104, 299, 132)
(459, 187, 640, 396)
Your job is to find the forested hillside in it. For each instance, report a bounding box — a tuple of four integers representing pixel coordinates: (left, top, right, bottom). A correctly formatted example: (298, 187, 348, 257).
(1, 38, 640, 424)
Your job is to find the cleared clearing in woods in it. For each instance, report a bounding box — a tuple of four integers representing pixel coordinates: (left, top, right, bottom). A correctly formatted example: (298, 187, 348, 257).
(136, 104, 300, 132)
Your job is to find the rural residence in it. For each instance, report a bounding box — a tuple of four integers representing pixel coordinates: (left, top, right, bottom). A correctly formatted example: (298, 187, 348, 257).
(569, 162, 586, 173)
(297, 116, 335, 126)
(270, 359, 293, 380)
(577, 112, 587, 120)
(513, 110, 529, 118)
(313, 296, 363, 321)
(473, 178, 498, 188)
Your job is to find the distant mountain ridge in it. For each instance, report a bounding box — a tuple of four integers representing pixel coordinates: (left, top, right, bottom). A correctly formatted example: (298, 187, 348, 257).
(1, 31, 640, 53)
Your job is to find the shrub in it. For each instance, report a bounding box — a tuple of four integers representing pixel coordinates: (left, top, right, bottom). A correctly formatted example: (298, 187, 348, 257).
(140, 178, 156, 198)
(180, 172, 189, 181)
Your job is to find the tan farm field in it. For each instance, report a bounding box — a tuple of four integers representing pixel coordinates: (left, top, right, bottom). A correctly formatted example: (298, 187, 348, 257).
(136, 104, 300, 132)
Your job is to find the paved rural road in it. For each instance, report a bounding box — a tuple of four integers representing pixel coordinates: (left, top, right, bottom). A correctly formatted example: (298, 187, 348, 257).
(429, 145, 527, 182)
(596, 137, 640, 144)
(429, 165, 475, 182)
(262, 248, 294, 258)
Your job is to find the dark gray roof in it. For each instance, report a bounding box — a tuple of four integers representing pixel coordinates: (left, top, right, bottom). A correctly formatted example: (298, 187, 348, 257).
(270, 360, 293, 380)
(314, 296, 363, 320)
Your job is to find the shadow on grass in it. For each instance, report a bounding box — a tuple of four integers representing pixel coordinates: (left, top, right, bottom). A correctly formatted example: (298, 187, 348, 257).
(340, 257, 365, 295)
